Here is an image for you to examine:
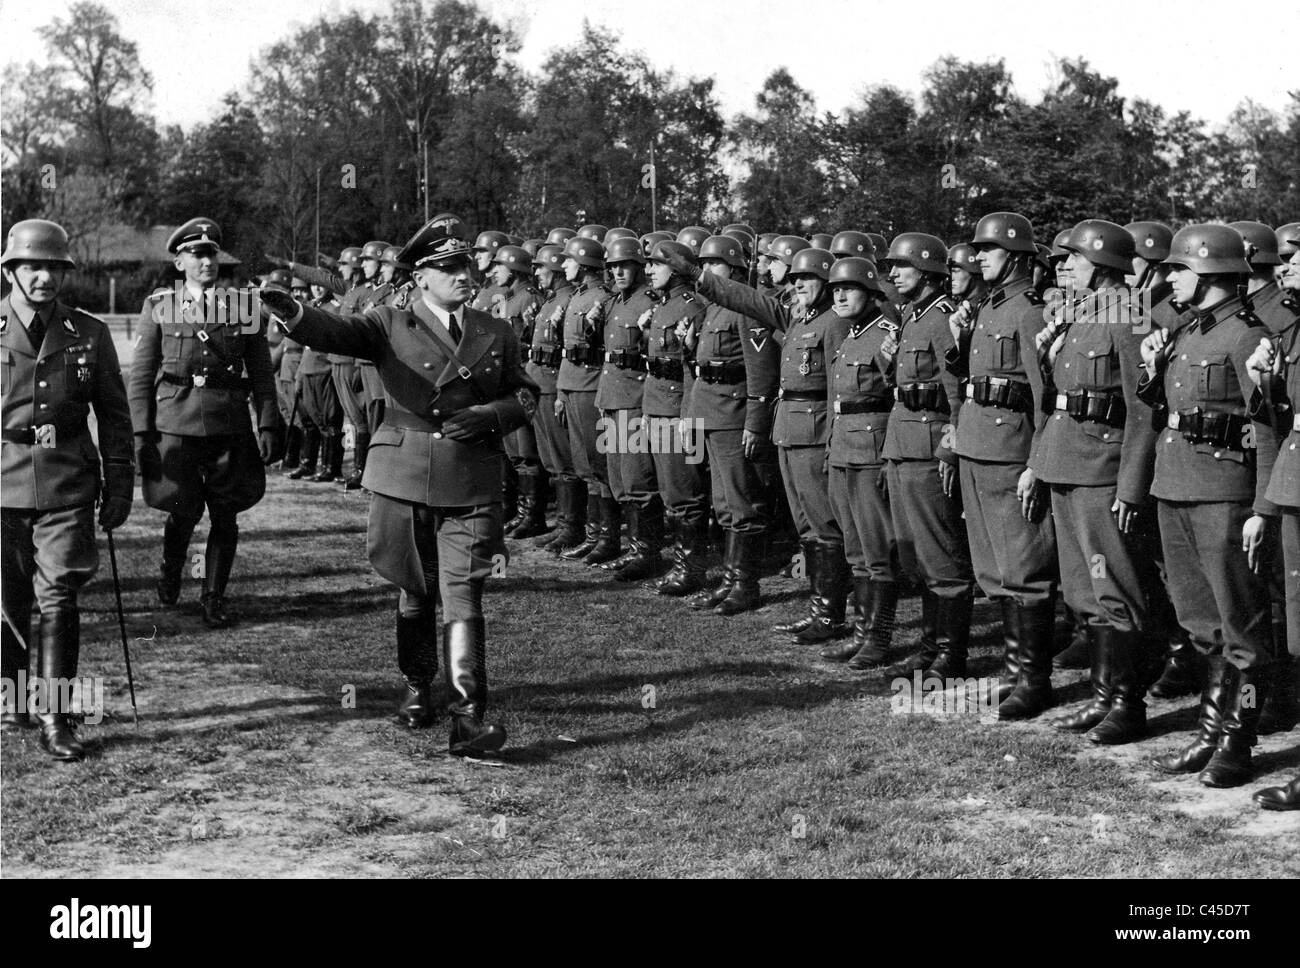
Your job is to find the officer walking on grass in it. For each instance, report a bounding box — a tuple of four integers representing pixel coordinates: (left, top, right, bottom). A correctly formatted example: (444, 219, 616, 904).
(1, 219, 134, 761)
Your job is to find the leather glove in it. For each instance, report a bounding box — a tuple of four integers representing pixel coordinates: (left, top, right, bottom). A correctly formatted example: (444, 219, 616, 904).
(659, 245, 701, 282)
(259, 287, 298, 319)
(441, 408, 498, 442)
(258, 429, 278, 464)
(135, 432, 161, 478)
(98, 494, 132, 531)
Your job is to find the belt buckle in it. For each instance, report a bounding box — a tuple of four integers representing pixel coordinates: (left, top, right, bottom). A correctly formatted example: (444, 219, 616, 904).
(1293, 414, 1300, 432)
(833, 400, 843, 414)
(1167, 411, 1180, 430)
(192, 374, 207, 387)
(1054, 393, 1068, 411)
(34, 423, 57, 447)
(457, 365, 473, 380)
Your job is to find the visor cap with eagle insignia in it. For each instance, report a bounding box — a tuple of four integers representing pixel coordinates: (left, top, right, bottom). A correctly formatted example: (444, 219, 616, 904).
(397, 214, 474, 270)
(167, 217, 222, 254)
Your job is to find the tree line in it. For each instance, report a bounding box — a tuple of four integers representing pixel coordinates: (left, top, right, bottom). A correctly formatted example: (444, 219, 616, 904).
(3, 0, 1297, 310)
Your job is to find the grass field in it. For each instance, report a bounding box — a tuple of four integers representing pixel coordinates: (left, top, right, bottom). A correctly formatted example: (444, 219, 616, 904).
(3, 470, 1298, 878)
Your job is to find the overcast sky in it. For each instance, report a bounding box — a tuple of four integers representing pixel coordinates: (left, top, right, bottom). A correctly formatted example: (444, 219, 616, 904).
(2, 0, 1296, 132)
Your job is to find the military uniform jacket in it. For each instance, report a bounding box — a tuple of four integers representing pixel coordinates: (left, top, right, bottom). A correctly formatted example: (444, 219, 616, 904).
(1028, 290, 1157, 505)
(298, 295, 339, 378)
(526, 284, 574, 394)
(385, 281, 417, 312)
(595, 285, 657, 411)
(1251, 283, 1296, 336)
(556, 281, 614, 393)
(1251, 301, 1300, 508)
(288, 298, 540, 507)
(496, 283, 543, 366)
(1, 296, 134, 510)
(882, 291, 963, 464)
(288, 262, 346, 296)
(640, 285, 704, 418)
(1145, 282, 1187, 334)
(128, 285, 278, 437)
(684, 299, 779, 435)
(470, 282, 510, 314)
(275, 332, 304, 383)
(696, 272, 849, 447)
(1136, 295, 1277, 513)
(828, 306, 894, 468)
(945, 276, 1048, 464)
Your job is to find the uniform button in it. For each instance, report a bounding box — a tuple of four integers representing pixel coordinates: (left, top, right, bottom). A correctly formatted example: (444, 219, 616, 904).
(1201, 360, 1208, 366)
(432, 409, 441, 416)
(423, 362, 433, 369)
(39, 403, 48, 409)
(174, 331, 181, 337)
(972, 349, 978, 355)
(1167, 436, 1174, 443)
(1175, 382, 1181, 388)
(1087, 350, 1095, 357)
(1102, 432, 1110, 439)
(1064, 363, 1070, 368)
(921, 416, 928, 423)
(1181, 354, 1187, 360)
(995, 417, 1002, 425)
(38, 381, 47, 388)
(1055, 414, 1062, 420)
(432, 432, 443, 439)
(1213, 451, 1221, 458)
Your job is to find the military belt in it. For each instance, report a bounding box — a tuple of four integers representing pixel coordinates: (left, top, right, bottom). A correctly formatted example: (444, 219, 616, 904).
(563, 345, 600, 366)
(1166, 408, 1251, 450)
(833, 398, 892, 415)
(530, 346, 562, 368)
(693, 360, 747, 384)
(897, 381, 949, 413)
(647, 358, 685, 382)
(1053, 389, 1126, 428)
(966, 376, 1032, 414)
(1293, 414, 1300, 433)
(384, 411, 443, 435)
(1, 416, 84, 445)
(604, 349, 647, 371)
(160, 370, 248, 391)
(778, 388, 827, 402)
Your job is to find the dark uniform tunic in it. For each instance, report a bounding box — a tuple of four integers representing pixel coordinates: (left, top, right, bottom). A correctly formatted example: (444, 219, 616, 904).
(527, 282, 575, 480)
(881, 290, 973, 600)
(684, 290, 780, 534)
(495, 281, 544, 476)
(1137, 294, 1278, 671)
(2, 297, 133, 630)
(642, 283, 708, 526)
(695, 272, 850, 544)
(594, 284, 658, 506)
(1030, 288, 1157, 632)
(827, 304, 896, 580)
(556, 280, 615, 498)
(946, 275, 1057, 605)
(128, 283, 277, 516)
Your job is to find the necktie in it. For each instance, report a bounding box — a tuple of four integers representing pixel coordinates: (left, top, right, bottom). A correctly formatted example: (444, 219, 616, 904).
(448, 312, 462, 345)
(28, 311, 47, 352)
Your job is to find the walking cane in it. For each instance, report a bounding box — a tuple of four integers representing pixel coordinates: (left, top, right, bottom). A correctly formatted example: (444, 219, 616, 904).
(105, 530, 139, 727)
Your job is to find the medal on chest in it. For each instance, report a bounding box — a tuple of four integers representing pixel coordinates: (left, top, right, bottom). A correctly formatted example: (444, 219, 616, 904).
(799, 349, 812, 376)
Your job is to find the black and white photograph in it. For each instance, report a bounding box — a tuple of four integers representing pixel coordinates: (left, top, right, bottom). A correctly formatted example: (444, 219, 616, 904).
(1, 0, 1297, 899)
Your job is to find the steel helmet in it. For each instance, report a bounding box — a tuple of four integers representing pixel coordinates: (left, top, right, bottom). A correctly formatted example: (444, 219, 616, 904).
(831, 231, 873, 259)
(885, 232, 949, 275)
(698, 234, 747, 270)
(1, 219, 75, 267)
(827, 256, 884, 295)
(675, 226, 711, 255)
(721, 228, 754, 257)
(505, 234, 525, 247)
(770, 235, 810, 267)
(789, 247, 834, 281)
(381, 245, 410, 269)
(1124, 221, 1173, 264)
(724, 222, 757, 240)
(472, 231, 509, 254)
(563, 236, 606, 269)
(521, 238, 546, 259)
(1228, 220, 1281, 268)
(648, 240, 697, 269)
(547, 227, 577, 246)
(1049, 229, 1073, 260)
(264, 268, 292, 289)
(809, 233, 834, 250)
(1165, 224, 1251, 275)
(970, 212, 1036, 254)
(757, 232, 780, 257)
(533, 243, 565, 270)
(577, 223, 609, 242)
(492, 244, 534, 275)
(947, 243, 979, 273)
(338, 246, 362, 268)
(866, 233, 888, 258)
(605, 236, 647, 265)
(604, 227, 637, 246)
(1061, 219, 1136, 273)
(1276, 222, 1300, 260)
(640, 231, 674, 250)
(361, 240, 391, 261)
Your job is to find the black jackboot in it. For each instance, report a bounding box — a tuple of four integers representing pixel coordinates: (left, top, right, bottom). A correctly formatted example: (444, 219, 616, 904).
(561, 494, 602, 560)
(773, 540, 819, 635)
(34, 608, 83, 762)
(1087, 627, 1148, 745)
(926, 594, 973, 679)
(157, 513, 198, 605)
(583, 497, 624, 566)
(287, 426, 319, 478)
(716, 532, 764, 616)
(537, 479, 573, 549)
(1253, 774, 1300, 810)
(344, 430, 369, 490)
(281, 425, 303, 470)
(656, 519, 708, 596)
(1052, 626, 1111, 732)
(881, 588, 942, 677)
(691, 530, 738, 610)
(1152, 654, 1232, 774)
(1, 598, 31, 731)
(796, 543, 851, 645)
(312, 432, 340, 482)
(200, 514, 238, 629)
(828, 579, 897, 668)
(997, 599, 1056, 720)
(510, 475, 552, 540)
(395, 611, 439, 728)
(997, 598, 1022, 704)
(1199, 665, 1268, 788)
(444, 618, 506, 757)
(1054, 607, 1091, 669)
(1148, 636, 1204, 700)
(612, 502, 665, 582)
(502, 464, 521, 532)
(1258, 655, 1298, 735)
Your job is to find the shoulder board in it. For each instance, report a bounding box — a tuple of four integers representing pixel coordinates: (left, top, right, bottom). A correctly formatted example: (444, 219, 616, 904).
(1236, 308, 1262, 326)
(1281, 296, 1299, 315)
(935, 300, 955, 315)
(1023, 290, 1044, 306)
(682, 291, 696, 303)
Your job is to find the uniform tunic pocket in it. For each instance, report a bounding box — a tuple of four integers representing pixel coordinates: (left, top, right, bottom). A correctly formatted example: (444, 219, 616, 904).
(991, 332, 1020, 370)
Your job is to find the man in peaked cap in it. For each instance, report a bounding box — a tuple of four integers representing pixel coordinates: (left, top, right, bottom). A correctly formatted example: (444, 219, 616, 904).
(1, 219, 134, 760)
(258, 214, 539, 757)
(128, 217, 278, 630)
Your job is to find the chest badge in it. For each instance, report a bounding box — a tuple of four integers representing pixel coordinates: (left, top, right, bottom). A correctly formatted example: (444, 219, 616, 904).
(799, 349, 812, 376)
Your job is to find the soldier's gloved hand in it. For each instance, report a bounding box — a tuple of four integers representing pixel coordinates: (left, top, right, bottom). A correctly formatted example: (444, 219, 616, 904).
(98, 494, 132, 531)
(442, 408, 498, 442)
(258, 429, 278, 464)
(659, 246, 701, 282)
(1245, 337, 1279, 387)
(134, 432, 161, 477)
(259, 287, 298, 320)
